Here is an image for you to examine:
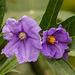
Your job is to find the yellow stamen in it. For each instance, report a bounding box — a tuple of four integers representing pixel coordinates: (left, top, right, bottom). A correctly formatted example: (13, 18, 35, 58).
(19, 32, 26, 40)
(47, 36, 57, 44)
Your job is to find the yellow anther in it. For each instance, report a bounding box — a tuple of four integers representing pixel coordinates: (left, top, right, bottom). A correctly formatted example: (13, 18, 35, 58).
(19, 32, 26, 40)
(47, 36, 56, 44)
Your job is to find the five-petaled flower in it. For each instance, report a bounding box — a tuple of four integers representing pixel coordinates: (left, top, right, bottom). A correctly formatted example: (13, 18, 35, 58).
(1, 15, 42, 64)
(41, 25, 71, 60)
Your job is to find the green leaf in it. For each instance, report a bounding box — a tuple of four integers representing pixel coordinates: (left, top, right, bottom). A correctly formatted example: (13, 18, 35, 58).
(57, 11, 74, 21)
(0, 32, 6, 46)
(2, 69, 21, 75)
(46, 58, 75, 75)
(69, 51, 75, 57)
(0, 55, 19, 75)
(40, 0, 63, 31)
(0, 32, 6, 37)
(46, 61, 60, 75)
(68, 38, 75, 51)
(0, 36, 4, 46)
(0, 0, 5, 28)
(60, 16, 75, 36)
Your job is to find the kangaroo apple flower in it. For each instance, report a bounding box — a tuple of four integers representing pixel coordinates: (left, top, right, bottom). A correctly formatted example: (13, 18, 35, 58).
(1, 15, 42, 64)
(41, 25, 71, 60)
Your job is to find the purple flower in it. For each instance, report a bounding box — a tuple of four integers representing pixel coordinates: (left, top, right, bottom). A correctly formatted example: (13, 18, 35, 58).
(63, 51, 70, 60)
(41, 25, 71, 60)
(1, 15, 42, 64)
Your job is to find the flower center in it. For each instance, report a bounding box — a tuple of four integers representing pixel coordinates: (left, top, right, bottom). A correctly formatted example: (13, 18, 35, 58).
(47, 36, 57, 44)
(19, 32, 26, 40)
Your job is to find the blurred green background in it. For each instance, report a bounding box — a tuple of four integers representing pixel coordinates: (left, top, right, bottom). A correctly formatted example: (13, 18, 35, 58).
(2, 0, 75, 75)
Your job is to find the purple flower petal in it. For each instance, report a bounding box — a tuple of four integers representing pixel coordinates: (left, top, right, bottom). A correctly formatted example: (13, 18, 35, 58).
(2, 25, 14, 41)
(6, 18, 22, 34)
(27, 29, 41, 39)
(48, 28, 57, 36)
(58, 24, 62, 28)
(61, 43, 69, 50)
(19, 15, 41, 33)
(15, 39, 40, 64)
(6, 18, 17, 33)
(41, 43, 56, 58)
(28, 38, 42, 49)
(6, 18, 16, 25)
(41, 43, 65, 59)
(47, 24, 62, 36)
(53, 43, 64, 59)
(54, 28, 72, 43)
(18, 15, 41, 39)
(63, 51, 69, 60)
(1, 37, 20, 57)
(2, 19, 23, 41)
(43, 31, 48, 43)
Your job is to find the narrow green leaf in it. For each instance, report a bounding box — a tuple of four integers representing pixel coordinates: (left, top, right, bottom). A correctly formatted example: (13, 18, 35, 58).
(40, 0, 63, 31)
(46, 61, 60, 75)
(60, 16, 75, 36)
(0, 55, 19, 75)
(0, 36, 4, 46)
(69, 51, 75, 57)
(9, 69, 21, 73)
(2, 69, 21, 75)
(0, 0, 5, 28)
(0, 32, 6, 37)
(68, 38, 75, 51)
(0, 32, 6, 47)
(46, 58, 75, 75)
